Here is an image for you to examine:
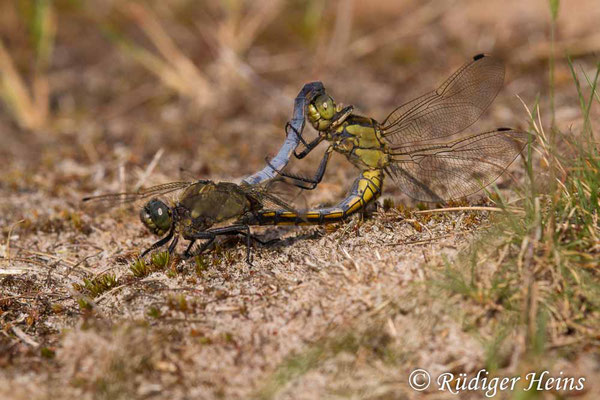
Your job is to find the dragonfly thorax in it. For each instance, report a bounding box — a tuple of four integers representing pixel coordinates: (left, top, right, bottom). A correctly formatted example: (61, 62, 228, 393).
(181, 182, 252, 225)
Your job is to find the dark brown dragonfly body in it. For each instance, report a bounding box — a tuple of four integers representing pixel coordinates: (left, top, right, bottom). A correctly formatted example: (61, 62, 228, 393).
(83, 174, 390, 261)
(83, 180, 310, 261)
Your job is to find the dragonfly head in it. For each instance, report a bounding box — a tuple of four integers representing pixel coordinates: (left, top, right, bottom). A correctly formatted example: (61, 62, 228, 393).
(140, 198, 173, 236)
(308, 93, 352, 131)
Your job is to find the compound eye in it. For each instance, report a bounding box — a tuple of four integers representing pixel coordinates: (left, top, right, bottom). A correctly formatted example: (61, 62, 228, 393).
(315, 95, 335, 120)
(141, 199, 172, 235)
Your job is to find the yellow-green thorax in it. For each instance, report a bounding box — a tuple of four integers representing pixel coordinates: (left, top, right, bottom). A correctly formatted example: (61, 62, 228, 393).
(325, 115, 390, 171)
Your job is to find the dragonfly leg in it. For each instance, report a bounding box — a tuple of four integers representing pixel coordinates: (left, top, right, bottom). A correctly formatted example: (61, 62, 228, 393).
(194, 236, 216, 256)
(293, 130, 325, 159)
(288, 81, 326, 157)
(141, 228, 175, 257)
(285, 121, 309, 148)
(249, 235, 279, 246)
(167, 235, 180, 254)
(272, 146, 332, 190)
(243, 82, 324, 186)
(182, 240, 197, 258)
(188, 224, 254, 264)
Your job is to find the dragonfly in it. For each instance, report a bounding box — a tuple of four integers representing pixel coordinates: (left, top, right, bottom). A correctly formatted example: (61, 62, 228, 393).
(82, 180, 304, 262)
(82, 178, 381, 262)
(82, 82, 329, 262)
(271, 54, 531, 221)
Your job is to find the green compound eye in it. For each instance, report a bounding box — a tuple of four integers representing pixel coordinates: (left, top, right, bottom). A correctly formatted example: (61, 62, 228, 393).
(314, 94, 335, 120)
(140, 199, 172, 236)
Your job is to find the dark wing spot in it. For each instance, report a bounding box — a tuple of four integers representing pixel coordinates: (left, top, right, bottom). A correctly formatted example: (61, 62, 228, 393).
(473, 53, 485, 61)
(497, 127, 512, 131)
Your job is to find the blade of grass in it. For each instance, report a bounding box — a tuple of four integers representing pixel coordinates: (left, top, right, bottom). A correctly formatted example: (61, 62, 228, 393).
(548, 0, 559, 128)
(0, 39, 37, 129)
(31, 0, 55, 128)
(0, 0, 54, 131)
(581, 62, 600, 145)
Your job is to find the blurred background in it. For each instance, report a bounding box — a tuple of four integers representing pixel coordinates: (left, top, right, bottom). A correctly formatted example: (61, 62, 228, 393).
(1, 0, 599, 203)
(2, 3, 600, 398)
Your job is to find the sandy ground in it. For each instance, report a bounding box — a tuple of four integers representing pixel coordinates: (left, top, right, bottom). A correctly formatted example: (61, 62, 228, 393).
(1, 0, 600, 399)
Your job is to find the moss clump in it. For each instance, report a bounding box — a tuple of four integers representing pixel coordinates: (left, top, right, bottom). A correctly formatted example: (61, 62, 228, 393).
(150, 251, 170, 269)
(194, 255, 210, 276)
(130, 258, 151, 278)
(77, 273, 117, 298)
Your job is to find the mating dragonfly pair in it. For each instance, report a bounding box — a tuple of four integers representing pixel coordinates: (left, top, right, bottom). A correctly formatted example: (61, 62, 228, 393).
(84, 54, 530, 262)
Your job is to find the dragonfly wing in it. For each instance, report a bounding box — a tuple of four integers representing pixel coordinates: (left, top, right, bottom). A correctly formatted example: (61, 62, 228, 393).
(381, 54, 505, 146)
(82, 181, 195, 210)
(386, 129, 530, 202)
(246, 185, 300, 214)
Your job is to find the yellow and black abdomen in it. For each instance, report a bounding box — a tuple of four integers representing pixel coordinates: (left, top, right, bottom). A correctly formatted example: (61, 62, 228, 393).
(256, 169, 384, 225)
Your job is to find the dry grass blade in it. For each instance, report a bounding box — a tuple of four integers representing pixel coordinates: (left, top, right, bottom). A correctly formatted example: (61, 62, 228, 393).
(114, 3, 213, 106)
(134, 148, 164, 191)
(347, 0, 453, 59)
(215, 0, 284, 55)
(0, 40, 38, 129)
(325, 0, 354, 65)
(513, 32, 600, 62)
(414, 206, 508, 214)
(3, 219, 25, 260)
(0, 1, 55, 131)
(12, 326, 40, 347)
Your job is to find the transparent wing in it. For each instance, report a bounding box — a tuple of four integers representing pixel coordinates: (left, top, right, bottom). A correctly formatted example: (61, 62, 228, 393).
(386, 129, 530, 202)
(82, 181, 197, 210)
(381, 54, 505, 145)
(244, 184, 300, 214)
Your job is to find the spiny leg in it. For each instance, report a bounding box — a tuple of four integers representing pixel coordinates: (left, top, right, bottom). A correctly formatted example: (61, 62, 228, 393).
(194, 236, 216, 256)
(287, 122, 325, 159)
(269, 146, 333, 190)
(188, 224, 254, 264)
(249, 234, 279, 246)
(209, 226, 271, 264)
(243, 82, 324, 186)
(167, 235, 180, 254)
(285, 121, 309, 148)
(141, 227, 174, 257)
(183, 240, 197, 258)
(287, 81, 326, 151)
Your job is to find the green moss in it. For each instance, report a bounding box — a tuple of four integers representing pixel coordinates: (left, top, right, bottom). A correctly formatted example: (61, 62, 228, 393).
(194, 255, 210, 276)
(130, 258, 151, 278)
(40, 347, 56, 359)
(80, 273, 117, 298)
(150, 251, 170, 269)
(77, 298, 93, 312)
(146, 306, 161, 319)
